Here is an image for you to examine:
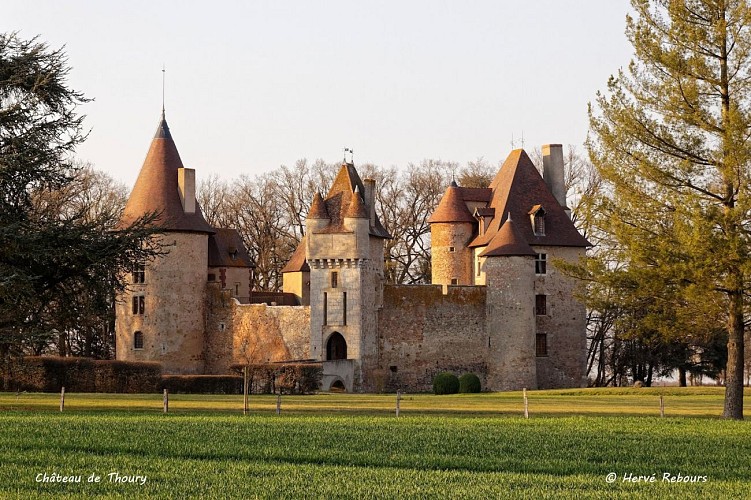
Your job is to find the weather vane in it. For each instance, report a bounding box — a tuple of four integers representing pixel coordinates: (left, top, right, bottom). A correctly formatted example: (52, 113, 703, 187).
(343, 147, 354, 163)
(161, 64, 166, 114)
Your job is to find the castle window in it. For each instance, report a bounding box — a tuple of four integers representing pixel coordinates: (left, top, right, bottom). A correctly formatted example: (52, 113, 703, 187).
(529, 205, 546, 236)
(132, 295, 145, 315)
(235, 282, 241, 296)
(323, 292, 328, 325)
(132, 263, 145, 284)
(536, 333, 548, 357)
(451, 278, 459, 285)
(535, 253, 547, 275)
(449, 246, 455, 253)
(134, 331, 144, 349)
(208, 273, 216, 282)
(535, 295, 547, 315)
(331, 271, 338, 289)
(343, 292, 347, 326)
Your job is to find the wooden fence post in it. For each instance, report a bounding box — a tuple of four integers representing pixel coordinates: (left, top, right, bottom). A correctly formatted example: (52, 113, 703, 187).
(523, 388, 529, 419)
(276, 393, 281, 415)
(163, 388, 169, 414)
(243, 366, 249, 415)
(659, 395, 664, 418)
(59, 386, 65, 412)
(396, 390, 401, 418)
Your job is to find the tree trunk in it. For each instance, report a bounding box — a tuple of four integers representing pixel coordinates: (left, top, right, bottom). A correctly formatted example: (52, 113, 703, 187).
(723, 290, 744, 419)
(678, 367, 687, 387)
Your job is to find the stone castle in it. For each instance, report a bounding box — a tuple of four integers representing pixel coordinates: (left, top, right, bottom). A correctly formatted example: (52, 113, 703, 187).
(116, 114, 590, 392)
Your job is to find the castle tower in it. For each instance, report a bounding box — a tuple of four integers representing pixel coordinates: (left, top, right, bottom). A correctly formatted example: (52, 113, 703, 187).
(428, 181, 475, 285)
(116, 113, 215, 374)
(480, 215, 537, 390)
(299, 163, 390, 392)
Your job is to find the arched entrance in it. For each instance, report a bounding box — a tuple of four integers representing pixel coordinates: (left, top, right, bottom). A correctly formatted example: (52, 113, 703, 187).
(326, 332, 347, 360)
(329, 379, 346, 392)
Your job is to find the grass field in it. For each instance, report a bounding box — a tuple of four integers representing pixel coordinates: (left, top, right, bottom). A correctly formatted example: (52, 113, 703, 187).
(0, 388, 749, 498)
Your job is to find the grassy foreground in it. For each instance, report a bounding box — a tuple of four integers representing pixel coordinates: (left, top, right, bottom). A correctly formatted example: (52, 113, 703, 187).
(0, 388, 749, 498)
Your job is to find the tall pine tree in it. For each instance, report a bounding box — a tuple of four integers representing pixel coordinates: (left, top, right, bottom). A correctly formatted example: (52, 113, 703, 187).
(589, 0, 751, 418)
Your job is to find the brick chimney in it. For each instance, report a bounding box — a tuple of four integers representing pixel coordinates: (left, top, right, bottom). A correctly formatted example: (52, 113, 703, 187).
(541, 144, 568, 215)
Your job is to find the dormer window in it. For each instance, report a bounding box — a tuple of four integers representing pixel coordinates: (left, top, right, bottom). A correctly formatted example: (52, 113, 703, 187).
(529, 205, 546, 236)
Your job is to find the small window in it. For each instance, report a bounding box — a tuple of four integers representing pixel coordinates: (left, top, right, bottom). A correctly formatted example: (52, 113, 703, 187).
(450, 278, 459, 285)
(535, 253, 547, 275)
(132, 295, 145, 315)
(449, 246, 455, 253)
(208, 273, 216, 282)
(476, 257, 482, 276)
(134, 331, 144, 349)
(235, 282, 241, 296)
(132, 263, 145, 284)
(323, 292, 328, 325)
(536, 333, 548, 357)
(535, 295, 547, 315)
(331, 271, 338, 289)
(390, 365, 398, 373)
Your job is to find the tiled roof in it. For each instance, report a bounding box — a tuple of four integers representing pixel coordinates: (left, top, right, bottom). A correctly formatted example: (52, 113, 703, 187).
(428, 184, 475, 223)
(469, 149, 590, 248)
(120, 114, 214, 234)
(479, 217, 536, 257)
(208, 228, 254, 268)
(281, 237, 310, 273)
(318, 163, 391, 238)
(345, 188, 368, 218)
(457, 187, 492, 203)
(308, 192, 328, 219)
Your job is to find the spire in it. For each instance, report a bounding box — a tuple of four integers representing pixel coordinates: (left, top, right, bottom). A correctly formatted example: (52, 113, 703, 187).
(307, 192, 329, 219)
(119, 113, 213, 233)
(345, 186, 368, 218)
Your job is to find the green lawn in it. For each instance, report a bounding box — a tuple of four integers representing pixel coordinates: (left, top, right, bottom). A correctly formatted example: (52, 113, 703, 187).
(0, 388, 749, 498)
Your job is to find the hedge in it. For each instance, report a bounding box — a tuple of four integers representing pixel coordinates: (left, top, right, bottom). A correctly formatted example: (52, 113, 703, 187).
(432, 372, 460, 395)
(5, 356, 162, 393)
(231, 362, 323, 394)
(159, 375, 243, 394)
(458, 373, 482, 393)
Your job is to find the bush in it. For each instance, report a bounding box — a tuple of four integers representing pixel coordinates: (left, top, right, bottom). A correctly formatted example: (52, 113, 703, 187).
(159, 375, 243, 394)
(432, 372, 459, 395)
(459, 373, 481, 393)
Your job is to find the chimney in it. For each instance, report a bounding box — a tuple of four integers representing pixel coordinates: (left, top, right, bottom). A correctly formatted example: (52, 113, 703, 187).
(542, 144, 568, 213)
(178, 168, 196, 214)
(363, 178, 376, 225)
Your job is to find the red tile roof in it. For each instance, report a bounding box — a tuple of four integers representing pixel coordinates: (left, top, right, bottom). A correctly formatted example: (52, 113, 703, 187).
(479, 217, 536, 257)
(345, 188, 368, 218)
(120, 114, 214, 234)
(469, 149, 589, 248)
(208, 228, 254, 268)
(307, 192, 329, 219)
(427, 184, 475, 223)
(281, 237, 310, 273)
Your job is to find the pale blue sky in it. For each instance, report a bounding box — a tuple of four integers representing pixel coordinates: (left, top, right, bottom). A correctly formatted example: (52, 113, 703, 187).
(5, 1, 633, 187)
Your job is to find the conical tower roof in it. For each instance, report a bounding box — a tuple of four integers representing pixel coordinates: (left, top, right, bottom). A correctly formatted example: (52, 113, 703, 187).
(120, 114, 214, 233)
(428, 182, 475, 223)
(307, 192, 329, 219)
(479, 214, 536, 257)
(345, 187, 368, 218)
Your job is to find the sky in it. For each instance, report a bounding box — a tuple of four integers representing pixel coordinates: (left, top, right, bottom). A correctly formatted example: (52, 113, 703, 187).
(5, 1, 634, 188)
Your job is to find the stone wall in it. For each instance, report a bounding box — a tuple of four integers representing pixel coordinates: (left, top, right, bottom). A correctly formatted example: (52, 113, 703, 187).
(204, 288, 310, 374)
(430, 223, 474, 286)
(374, 285, 487, 392)
(532, 245, 587, 389)
(116, 232, 208, 374)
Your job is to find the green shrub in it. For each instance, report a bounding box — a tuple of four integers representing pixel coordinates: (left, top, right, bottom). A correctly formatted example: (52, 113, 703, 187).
(459, 373, 481, 393)
(432, 372, 459, 395)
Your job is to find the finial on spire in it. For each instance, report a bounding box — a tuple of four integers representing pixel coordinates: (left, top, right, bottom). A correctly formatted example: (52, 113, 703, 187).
(507, 212, 512, 222)
(161, 64, 166, 116)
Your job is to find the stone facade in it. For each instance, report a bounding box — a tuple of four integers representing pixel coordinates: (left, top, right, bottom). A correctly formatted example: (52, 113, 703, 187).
(116, 114, 589, 393)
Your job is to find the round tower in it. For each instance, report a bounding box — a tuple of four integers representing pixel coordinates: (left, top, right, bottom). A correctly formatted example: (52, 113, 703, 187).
(427, 181, 474, 285)
(116, 113, 215, 374)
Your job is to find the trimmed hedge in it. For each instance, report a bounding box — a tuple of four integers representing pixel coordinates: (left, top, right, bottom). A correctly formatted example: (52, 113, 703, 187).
(432, 372, 459, 395)
(231, 362, 323, 394)
(459, 373, 481, 393)
(5, 356, 162, 393)
(159, 375, 243, 394)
